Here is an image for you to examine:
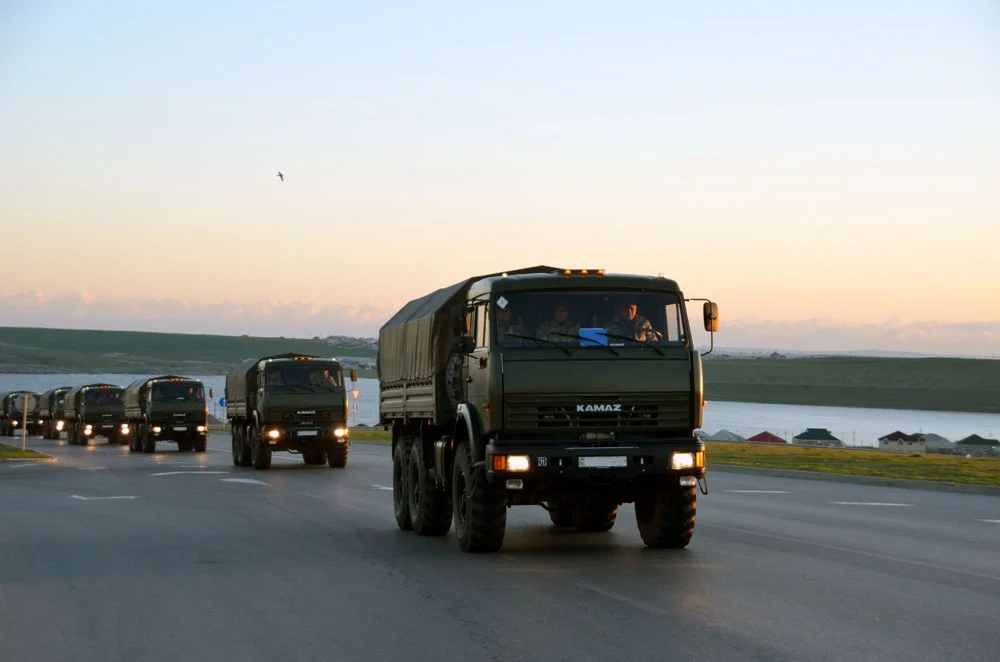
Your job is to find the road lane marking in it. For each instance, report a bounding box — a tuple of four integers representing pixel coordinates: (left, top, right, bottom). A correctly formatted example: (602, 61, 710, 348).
(830, 502, 913, 507)
(71, 495, 138, 500)
(7, 463, 44, 468)
(149, 470, 230, 476)
(979, 519, 1000, 524)
(576, 582, 669, 616)
(78, 467, 107, 471)
(222, 478, 270, 486)
(370, 484, 393, 491)
(725, 490, 790, 494)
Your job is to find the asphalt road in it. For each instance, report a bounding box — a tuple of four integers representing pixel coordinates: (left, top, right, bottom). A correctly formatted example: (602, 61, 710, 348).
(2, 433, 998, 662)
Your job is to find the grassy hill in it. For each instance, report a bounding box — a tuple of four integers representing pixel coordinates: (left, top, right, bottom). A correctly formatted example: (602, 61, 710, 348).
(0, 327, 375, 375)
(703, 355, 1000, 414)
(2, 327, 998, 413)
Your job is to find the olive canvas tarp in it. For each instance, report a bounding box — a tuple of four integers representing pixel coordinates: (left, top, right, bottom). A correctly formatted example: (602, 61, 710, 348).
(377, 266, 561, 385)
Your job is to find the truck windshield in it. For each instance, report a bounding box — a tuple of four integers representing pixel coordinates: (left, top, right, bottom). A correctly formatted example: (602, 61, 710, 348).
(152, 383, 205, 402)
(265, 365, 343, 392)
(494, 290, 688, 349)
(85, 389, 123, 406)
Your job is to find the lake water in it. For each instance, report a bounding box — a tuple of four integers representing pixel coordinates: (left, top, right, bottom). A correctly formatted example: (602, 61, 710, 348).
(3, 373, 998, 447)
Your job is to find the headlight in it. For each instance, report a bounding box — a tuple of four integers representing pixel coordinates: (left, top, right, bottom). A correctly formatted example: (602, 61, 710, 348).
(11, 420, 17, 426)
(333, 427, 346, 438)
(196, 425, 206, 432)
(152, 426, 162, 433)
(267, 429, 280, 439)
(671, 452, 695, 470)
(121, 424, 130, 433)
(56, 421, 64, 431)
(492, 455, 531, 472)
(84, 427, 93, 436)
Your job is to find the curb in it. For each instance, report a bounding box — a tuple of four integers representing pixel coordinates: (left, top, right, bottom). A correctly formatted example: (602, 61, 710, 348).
(710, 464, 1000, 496)
(0, 456, 58, 464)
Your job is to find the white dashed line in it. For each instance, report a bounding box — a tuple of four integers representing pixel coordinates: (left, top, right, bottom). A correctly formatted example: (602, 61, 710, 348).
(77, 467, 107, 471)
(222, 478, 270, 486)
(979, 519, 1000, 524)
(370, 484, 393, 491)
(71, 495, 138, 501)
(830, 502, 913, 507)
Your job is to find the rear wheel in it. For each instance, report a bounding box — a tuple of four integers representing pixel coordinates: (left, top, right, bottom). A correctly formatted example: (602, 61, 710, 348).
(303, 448, 326, 465)
(548, 504, 574, 527)
(635, 478, 697, 549)
(573, 504, 618, 533)
(452, 441, 506, 553)
(408, 443, 452, 536)
(392, 441, 412, 531)
(177, 439, 194, 452)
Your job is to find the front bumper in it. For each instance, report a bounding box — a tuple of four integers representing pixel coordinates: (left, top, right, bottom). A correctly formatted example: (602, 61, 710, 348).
(262, 425, 351, 445)
(485, 437, 706, 484)
(150, 423, 208, 437)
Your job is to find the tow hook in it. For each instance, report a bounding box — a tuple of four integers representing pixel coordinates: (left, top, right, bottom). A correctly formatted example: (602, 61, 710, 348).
(698, 475, 709, 495)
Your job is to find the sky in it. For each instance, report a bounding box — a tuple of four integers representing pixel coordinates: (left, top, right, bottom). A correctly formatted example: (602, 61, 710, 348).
(1, 1, 998, 355)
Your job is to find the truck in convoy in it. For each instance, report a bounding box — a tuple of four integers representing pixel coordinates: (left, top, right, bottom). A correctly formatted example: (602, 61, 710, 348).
(39, 386, 74, 439)
(378, 266, 719, 553)
(63, 383, 128, 445)
(225, 354, 357, 470)
(124, 376, 209, 453)
(1, 390, 42, 436)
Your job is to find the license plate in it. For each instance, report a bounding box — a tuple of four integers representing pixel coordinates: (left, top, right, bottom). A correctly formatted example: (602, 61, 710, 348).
(578, 456, 627, 469)
(297, 430, 318, 437)
(173, 426, 187, 431)
(102, 424, 113, 429)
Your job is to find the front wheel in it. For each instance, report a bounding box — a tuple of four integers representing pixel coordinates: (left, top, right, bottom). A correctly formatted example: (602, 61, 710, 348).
(193, 436, 207, 453)
(451, 441, 507, 553)
(326, 440, 348, 468)
(251, 426, 271, 470)
(392, 441, 412, 531)
(635, 478, 697, 549)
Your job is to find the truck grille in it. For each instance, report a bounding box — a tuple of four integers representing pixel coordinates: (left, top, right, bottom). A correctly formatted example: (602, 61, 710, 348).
(279, 410, 335, 422)
(504, 393, 691, 431)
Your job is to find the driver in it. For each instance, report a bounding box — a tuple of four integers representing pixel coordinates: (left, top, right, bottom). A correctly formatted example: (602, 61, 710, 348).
(494, 303, 527, 339)
(604, 295, 663, 342)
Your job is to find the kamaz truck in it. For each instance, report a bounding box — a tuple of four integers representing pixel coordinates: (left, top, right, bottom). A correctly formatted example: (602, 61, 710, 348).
(225, 353, 356, 470)
(63, 383, 128, 445)
(379, 266, 719, 553)
(1, 390, 41, 436)
(124, 376, 209, 453)
(39, 386, 74, 439)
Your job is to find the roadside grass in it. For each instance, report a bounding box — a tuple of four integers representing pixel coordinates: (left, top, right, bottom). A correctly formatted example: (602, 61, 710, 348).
(348, 429, 391, 443)
(0, 442, 49, 460)
(707, 441, 1000, 486)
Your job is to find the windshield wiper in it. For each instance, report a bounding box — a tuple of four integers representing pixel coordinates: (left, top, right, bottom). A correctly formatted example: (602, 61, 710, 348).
(504, 333, 572, 356)
(597, 331, 665, 356)
(551, 332, 619, 356)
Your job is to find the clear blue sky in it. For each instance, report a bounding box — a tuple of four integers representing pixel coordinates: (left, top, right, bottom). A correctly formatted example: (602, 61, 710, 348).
(1, 1, 998, 353)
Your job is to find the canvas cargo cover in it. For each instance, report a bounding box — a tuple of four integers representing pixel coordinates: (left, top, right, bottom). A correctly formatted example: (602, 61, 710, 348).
(378, 266, 561, 384)
(39, 387, 72, 417)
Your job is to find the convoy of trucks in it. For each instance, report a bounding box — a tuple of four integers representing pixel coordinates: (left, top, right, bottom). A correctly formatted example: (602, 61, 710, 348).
(2, 265, 717, 555)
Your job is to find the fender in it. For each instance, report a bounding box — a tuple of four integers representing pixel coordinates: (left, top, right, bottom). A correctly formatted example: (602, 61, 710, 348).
(455, 402, 487, 464)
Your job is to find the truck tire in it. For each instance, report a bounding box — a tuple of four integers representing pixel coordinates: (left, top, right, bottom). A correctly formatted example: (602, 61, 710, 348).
(141, 424, 156, 454)
(232, 426, 251, 467)
(303, 449, 326, 465)
(635, 479, 696, 549)
(408, 443, 452, 536)
(393, 441, 412, 531)
(452, 441, 506, 553)
(548, 505, 574, 527)
(251, 426, 271, 470)
(194, 436, 206, 453)
(573, 505, 618, 533)
(326, 441, 348, 468)
(78, 424, 88, 446)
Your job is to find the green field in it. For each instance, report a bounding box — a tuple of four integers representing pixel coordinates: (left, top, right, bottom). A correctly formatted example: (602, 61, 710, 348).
(0, 442, 50, 460)
(0, 326, 375, 375)
(703, 355, 1000, 414)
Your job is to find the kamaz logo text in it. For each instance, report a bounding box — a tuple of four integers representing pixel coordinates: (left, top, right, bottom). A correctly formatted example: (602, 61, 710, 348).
(576, 404, 622, 413)
(297, 410, 316, 415)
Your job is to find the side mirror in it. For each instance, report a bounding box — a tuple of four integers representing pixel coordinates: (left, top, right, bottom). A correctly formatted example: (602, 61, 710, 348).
(703, 301, 719, 333)
(349, 369, 358, 382)
(456, 335, 476, 354)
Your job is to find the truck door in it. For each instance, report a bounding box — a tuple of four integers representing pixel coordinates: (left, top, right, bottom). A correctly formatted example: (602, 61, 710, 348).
(463, 301, 490, 420)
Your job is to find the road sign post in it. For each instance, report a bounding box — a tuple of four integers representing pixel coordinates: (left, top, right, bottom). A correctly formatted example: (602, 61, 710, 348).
(350, 388, 359, 427)
(16, 394, 36, 452)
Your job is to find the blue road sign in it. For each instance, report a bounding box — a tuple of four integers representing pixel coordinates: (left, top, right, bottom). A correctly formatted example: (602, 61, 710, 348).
(219, 397, 227, 408)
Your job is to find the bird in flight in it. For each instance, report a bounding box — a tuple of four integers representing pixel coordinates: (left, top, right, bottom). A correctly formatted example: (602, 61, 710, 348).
(276, 171, 284, 181)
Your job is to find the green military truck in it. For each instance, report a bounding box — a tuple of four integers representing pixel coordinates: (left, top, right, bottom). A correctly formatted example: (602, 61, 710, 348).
(39, 386, 74, 439)
(63, 383, 128, 445)
(226, 353, 356, 470)
(124, 376, 209, 453)
(1, 390, 41, 436)
(379, 266, 719, 553)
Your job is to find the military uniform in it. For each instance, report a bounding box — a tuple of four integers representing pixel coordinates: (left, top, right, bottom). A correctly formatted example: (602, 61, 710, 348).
(535, 319, 581, 342)
(603, 314, 663, 342)
(497, 320, 528, 341)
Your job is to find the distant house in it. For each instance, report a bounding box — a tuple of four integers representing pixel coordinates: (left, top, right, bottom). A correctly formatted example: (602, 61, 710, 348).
(955, 434, 1000, 457)
(878, 431, 927, 454)
(915, 433, 954, 454)
(747, 431, 787, 444)
(792, 428, 844, 448)
(707, 429, 746, 442)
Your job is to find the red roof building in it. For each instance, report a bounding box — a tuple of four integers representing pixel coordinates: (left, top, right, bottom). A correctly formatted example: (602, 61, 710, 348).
(747, 431, 787, 444)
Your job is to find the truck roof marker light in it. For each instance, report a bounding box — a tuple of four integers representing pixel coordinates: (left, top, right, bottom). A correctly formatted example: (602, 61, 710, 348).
(580, 269, 589, 276)
(563, 269, 572, 276)
(597, 269, 605, 276)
